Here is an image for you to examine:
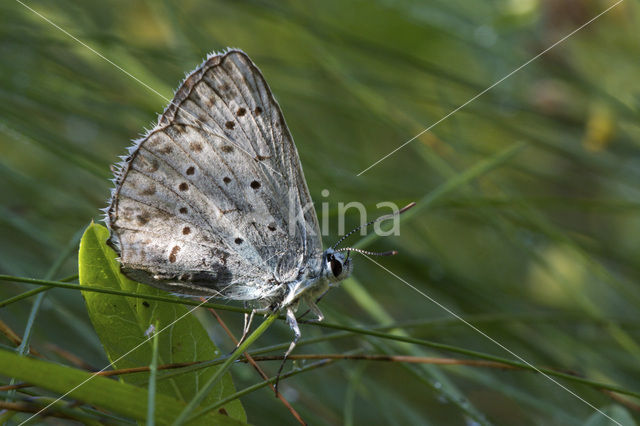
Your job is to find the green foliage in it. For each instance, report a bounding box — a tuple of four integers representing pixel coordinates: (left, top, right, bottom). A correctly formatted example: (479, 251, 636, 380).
(0, 348, 244, 425)
(78, 223, 246, 422)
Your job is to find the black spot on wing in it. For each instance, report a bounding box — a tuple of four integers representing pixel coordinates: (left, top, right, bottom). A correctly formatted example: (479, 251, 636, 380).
(169, 245, 180, 263)
(136, 212, 150, 226)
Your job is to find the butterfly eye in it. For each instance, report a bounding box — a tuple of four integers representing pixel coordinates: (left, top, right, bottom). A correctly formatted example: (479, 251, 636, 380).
(330, 257, 343, 278)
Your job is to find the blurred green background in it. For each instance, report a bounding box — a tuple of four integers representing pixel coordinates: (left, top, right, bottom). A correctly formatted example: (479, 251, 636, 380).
(1, 0, 640, 424)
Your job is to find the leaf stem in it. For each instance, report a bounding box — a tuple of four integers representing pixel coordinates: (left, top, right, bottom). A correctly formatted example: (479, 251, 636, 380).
(172, 313, 278, 426)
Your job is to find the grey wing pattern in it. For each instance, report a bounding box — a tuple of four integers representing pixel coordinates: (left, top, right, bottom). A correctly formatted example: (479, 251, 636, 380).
(106, 49, 322, 301)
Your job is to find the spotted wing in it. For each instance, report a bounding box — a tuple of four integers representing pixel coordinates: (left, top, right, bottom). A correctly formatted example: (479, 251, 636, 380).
(106, 49, 322, 301)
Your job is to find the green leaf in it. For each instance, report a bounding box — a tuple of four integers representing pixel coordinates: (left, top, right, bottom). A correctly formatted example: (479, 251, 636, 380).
(78, 223, 246, 422)
(0, 348, 243, 425)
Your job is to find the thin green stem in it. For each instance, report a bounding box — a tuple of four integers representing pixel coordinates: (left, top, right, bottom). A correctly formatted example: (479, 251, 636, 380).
(146, 325, 159, 426)
(154, 325, 640, 402)
(172, 313, 278, 426)
(1, 287, 49, 309)
(0, 275, 78, 308)
(16, 230, 79, 355)
(313, 322, 640, 398)
(355, 141, 527, 248)
(9, 230, 82, 403)
(3, 276, 638, 399)
(0, 275, 247, 314)
(190, 359, 333, 421)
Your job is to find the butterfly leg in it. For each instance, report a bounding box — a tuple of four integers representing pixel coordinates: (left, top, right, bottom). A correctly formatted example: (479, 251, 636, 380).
(296, 289, 330, 322)
(236, 307, 256, 349)
(307, 295, 325, 322)
(275, 306, 301, 396)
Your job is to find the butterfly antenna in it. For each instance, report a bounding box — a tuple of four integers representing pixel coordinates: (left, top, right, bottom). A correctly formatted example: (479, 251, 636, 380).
(336, 247, 398, 256)
(332, 202, 416, 249)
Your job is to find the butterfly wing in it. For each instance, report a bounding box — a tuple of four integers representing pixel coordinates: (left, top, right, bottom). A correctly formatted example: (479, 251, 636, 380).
(106, 49, 322, 302)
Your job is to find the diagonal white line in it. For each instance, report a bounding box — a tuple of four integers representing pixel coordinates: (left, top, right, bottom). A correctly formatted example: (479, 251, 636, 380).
(19, 294, 218, 425)
(362, 254, 621, 426)
(14, 0, 168, 103)
(356, 0, 624, 176)
(12, 0, 283, 178)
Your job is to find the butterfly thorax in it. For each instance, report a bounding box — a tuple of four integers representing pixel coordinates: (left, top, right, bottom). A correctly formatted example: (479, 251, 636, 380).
(279, 248, 352, 310)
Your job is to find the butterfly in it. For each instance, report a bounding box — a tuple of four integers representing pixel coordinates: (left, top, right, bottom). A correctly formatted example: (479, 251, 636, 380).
(104, 48, 412, 386)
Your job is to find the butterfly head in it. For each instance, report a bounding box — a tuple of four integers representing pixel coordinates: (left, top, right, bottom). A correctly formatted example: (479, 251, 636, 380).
(321, 202, 417, 284)
(323, 248, 353, 283)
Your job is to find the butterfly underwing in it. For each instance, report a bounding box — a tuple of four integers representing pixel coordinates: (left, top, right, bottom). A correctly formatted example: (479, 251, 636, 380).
(105, 49, 353, 352)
